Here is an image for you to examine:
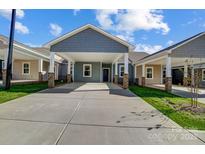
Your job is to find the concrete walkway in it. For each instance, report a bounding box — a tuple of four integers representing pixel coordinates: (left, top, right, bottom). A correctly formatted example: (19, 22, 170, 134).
(0, 83, 204, 144)
(149, 84, 205, 104)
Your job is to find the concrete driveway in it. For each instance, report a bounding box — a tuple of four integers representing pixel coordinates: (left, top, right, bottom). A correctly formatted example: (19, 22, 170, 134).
(0, 82, 204, 144)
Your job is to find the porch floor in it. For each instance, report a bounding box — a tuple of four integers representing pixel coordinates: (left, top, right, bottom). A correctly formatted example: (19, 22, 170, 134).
(147, 84, 205, 104)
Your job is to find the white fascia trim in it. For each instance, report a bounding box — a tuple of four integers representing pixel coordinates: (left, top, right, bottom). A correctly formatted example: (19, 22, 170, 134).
(135, 54, 169, 66)
(14, 44, 49, 60)
(43, 24, 134, 50)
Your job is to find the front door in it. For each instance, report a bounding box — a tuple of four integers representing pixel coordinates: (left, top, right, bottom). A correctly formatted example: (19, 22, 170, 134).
(103, 68, 109, 82)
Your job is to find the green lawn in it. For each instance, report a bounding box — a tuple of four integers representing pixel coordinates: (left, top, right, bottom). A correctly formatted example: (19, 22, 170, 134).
(0, 80, 65, 104)
(129, 86, 205, 130)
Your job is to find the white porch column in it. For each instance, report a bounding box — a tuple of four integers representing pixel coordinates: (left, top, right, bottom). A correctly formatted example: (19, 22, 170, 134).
(124, 53, 129, 74)
(123, 53, 129, 89)
(100, 62, 102, 82)
(115, 62, 118, 75)
(49, 52, 55, 73)
(165, 55, 172, 92)
(38, 59, 43, 81)
(72, 62, 75, 82)
(67, 60, 71, 74)
(48, 52, 55, 88)
(3, 49, 8, 69)
(166, 56, 172, 77)
(2, 49, 8, 87)
(142, 64, 145, 77)
(141, 64, 145, 86)
(114, 61, 118, 84)
(67, 60, 71, 83)
(183, 64, 188, 86)
(160, 64, 163, 84)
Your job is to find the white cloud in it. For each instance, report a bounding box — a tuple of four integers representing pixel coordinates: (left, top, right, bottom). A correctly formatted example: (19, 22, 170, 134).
(96, 9, 170, 35)
(0, 9, 24, 20)
(116, 33, 134, 43)
(15, 21, 29, 34)
(135, 43, 163, 54)
(73, 9, 80, 16)
(96, 9, 118, 30)
(167, 40, 174, 46)
(49, 23, 62, 36)
(25, 43, 41, 47)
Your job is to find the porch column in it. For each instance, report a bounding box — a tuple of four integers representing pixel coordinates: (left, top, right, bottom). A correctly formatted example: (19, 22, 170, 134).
(72, 62, 75, 82)
(141, 64, 145, 87)
(183, 64, 188, 86)
(114, 62, 118, 84)
(38, 59, 43, 81)
(123, 53, 129, 89)
(165, 55, 172, 92)
(67, 60, 71, 83)
(2, 49, 8, 87)
(134, 64, 137, 84)
(48, 52, 55, 88)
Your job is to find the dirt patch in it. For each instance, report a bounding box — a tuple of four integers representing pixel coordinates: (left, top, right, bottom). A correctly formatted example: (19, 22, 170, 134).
(180, 105, 205, 114)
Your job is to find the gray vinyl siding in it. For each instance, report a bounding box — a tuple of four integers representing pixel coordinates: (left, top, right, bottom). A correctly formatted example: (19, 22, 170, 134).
(74, 62, 100, 82)
(171, 34, 205, 58)
(51, 28, 128, 53)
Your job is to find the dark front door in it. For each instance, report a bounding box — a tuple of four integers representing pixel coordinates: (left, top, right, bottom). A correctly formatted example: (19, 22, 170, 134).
(103, 68, 109, 82)
(172, 68, 184, 85)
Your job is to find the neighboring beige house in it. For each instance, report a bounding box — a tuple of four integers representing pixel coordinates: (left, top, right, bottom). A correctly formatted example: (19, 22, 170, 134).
(0, 35, 63, 86)
(134, 32, 205, 91)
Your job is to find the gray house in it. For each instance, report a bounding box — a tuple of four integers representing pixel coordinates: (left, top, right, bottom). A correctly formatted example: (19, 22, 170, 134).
(44, 24, 135, 88)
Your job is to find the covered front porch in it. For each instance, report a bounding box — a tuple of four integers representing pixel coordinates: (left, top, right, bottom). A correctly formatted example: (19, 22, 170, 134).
(48, 51, 130, 89)
(136, 55, 205, 92)
(44, 24, 134, 89)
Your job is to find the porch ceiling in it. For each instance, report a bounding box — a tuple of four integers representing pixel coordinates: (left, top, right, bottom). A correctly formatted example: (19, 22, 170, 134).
(57, 52, 123, 63)
(0, 49, 46, 61)
(141, 57, 205, 67)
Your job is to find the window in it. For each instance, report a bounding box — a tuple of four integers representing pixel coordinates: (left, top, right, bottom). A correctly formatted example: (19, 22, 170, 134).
(146, 67, 153, 79)
(22, 62, 30, 75)
(119, 65, 124, 77)
(202, 69, 205, 81)
(83, 64, 92, 77)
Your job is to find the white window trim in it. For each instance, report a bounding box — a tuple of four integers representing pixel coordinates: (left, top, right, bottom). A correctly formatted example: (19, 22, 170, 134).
(119, 65, 124, 78)
(202, 69, 205, 81)
(83, 64, 92, 77)
(146, 66, 153, 79)
(22, 62, 30, 75)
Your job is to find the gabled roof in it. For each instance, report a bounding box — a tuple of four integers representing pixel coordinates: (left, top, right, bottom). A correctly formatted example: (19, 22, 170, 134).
(138, 31, 205, 62)
(0, 35, 50, 60)
(43, 24, 135, 50)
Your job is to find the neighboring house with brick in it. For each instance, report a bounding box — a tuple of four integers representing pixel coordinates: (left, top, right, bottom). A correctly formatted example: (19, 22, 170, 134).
(134, 32, 205, 91)
(0, 35, 63, 86)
